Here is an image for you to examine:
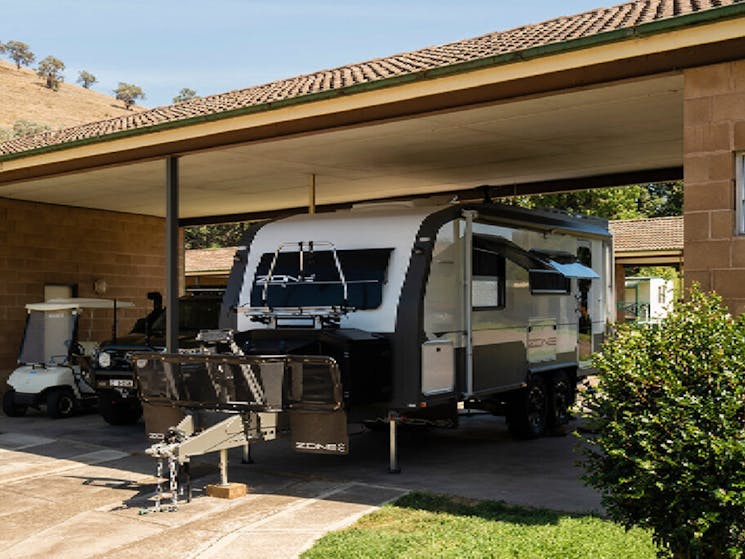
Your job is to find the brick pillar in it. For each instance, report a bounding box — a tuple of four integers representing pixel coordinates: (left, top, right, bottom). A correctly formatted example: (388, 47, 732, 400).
(683, 61, 745, 315)
(614, 262, 626, 323)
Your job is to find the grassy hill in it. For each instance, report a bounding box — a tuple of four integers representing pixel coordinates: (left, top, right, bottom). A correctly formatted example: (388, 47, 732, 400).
(0, 58, 145, 133)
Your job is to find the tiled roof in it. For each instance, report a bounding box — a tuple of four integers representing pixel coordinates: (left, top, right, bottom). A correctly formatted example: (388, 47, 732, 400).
(184, 247, 236, 274)
(610, 215, 683, 252)
(1, 0, 742, 157)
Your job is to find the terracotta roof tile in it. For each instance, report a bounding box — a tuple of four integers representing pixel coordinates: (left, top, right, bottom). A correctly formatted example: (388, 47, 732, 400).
(1, 0, 742, 157)
(610, 215, 684, 252)
(184, 247, 236, 274)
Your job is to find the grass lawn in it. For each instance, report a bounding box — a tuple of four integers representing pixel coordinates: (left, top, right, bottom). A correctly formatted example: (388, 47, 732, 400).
(302, 492, 658, 559)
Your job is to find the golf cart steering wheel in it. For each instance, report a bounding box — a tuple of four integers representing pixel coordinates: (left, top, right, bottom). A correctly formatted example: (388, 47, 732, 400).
(65, 339, 85, 356)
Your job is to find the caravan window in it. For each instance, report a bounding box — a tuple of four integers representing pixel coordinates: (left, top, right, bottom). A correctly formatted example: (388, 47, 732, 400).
(529, 270, 570, 294)
(251, 248, 392, 309)
(472, 247, 506, 309)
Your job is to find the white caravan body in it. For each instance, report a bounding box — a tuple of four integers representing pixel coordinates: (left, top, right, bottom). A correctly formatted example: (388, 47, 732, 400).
(222, 201, 613, 415)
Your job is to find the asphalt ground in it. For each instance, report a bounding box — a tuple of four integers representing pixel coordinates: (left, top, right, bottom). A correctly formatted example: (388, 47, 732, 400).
(0, 408, 601, 558)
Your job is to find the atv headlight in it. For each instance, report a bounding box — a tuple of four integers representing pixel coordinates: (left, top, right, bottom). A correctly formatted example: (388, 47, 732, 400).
(98, 351, 112, 368)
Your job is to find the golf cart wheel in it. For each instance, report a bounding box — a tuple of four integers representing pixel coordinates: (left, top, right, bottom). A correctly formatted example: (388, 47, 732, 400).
(2, 390, 27, 417)
(507, 375, 548, 440)
(46, 389, 76, 419)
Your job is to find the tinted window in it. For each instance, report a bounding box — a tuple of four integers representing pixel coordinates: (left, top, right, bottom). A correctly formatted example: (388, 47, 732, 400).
(179, 298, 221, 331)
(529, 270, 570, 294)
(149, 297, 222, 333)
(251, 248, 392, 309)
(19, 310, 76, 364)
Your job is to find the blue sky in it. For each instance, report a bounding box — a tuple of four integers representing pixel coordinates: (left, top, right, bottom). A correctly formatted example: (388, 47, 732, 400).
(1, 1, 610, 107)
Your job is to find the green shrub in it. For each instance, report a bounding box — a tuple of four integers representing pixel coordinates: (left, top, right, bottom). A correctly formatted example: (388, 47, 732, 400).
(581, 286, 745, 559)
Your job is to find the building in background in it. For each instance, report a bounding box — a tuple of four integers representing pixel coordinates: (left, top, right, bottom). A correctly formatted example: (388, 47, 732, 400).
(623, 276, 676, 323)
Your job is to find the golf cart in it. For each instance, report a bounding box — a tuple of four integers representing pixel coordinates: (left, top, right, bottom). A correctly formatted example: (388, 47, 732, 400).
(3, 298, 134, 419)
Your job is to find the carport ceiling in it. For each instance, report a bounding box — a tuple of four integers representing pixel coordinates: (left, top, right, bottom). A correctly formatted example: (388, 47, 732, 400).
(0, 74, 682, 220)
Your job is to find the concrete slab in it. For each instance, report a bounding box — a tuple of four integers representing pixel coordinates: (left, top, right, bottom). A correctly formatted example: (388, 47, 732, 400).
(0, 410, 602, 559)
(174, 482, 407, 559)
(0, 433, 55, 450)
(2, 510, 163, 559)
(0, 448, 128, 485)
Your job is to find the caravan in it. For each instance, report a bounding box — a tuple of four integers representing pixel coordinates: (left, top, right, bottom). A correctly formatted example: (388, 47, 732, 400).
(135, 201, 613, 469)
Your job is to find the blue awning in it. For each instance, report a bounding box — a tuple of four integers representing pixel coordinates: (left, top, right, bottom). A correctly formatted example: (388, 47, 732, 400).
(547, 260, 599, 279)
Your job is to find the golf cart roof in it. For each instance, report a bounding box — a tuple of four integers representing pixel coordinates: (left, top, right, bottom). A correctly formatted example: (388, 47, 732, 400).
(25, 298, 135, 312)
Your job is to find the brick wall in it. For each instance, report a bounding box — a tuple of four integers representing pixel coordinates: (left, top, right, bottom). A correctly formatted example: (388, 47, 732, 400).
(0, 198, 174, 386)
(684, 60, 745, 314)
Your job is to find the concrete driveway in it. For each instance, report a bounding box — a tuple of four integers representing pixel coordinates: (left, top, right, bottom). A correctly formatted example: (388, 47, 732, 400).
(0, 409, 601, 559)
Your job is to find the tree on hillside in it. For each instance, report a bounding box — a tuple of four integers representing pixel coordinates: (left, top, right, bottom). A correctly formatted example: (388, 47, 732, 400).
(13, 120, 51, 137)
(36, 55, 65, 91)
(173, 87, 199, 104)
(0, 42, 6, 55)
(77, 70, 97, 89)
(0, 120, 51, 142)
(114, 82, 145, 110)
(4, 40, 35, 69)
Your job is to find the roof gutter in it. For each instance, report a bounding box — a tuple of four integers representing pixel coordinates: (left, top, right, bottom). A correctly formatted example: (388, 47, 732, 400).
(2, 3, 745, 164)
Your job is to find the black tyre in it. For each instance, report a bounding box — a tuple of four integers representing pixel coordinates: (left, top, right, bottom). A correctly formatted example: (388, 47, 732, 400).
(100, 397, 143, 425)
(46, 389, 76, 419)
(548, 371, 575, 436)
(507, 376, 548, 439)
(3, 390, 27, 417)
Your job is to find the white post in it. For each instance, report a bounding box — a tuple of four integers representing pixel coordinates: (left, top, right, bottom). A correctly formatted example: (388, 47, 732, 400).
(219, 448, 228, 486)
(388, 411, 400, 474)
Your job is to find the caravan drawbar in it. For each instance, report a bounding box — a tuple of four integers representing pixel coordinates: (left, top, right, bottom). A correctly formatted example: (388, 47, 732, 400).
(135, 201, 612, 470)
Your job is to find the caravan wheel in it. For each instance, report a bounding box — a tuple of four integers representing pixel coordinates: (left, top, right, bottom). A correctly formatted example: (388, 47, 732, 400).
(507, 376, 548, 439)
(548, 371, 574, 436)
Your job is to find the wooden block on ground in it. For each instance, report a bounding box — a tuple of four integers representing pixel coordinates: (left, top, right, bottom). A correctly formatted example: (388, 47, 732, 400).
(206, 483, 248, 499)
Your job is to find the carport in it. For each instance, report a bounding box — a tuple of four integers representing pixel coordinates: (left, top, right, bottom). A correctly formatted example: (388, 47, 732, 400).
(2, 0, 745, 363)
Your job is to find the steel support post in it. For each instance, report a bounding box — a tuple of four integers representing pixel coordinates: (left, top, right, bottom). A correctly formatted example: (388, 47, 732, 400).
(166, 156, 180, 354)
(242, 443, 254, 464)
(309, 173, 316, 214)
(463, 210, 475, 398)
